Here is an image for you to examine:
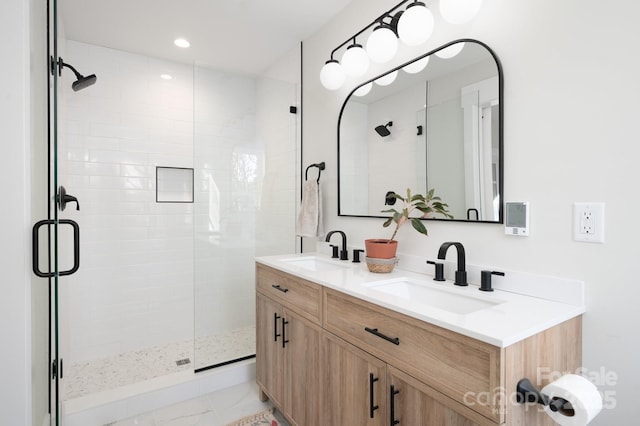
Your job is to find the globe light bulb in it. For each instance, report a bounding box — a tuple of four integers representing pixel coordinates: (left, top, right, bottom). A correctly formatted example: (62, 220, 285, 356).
(341, 43, 370, 77)
(402, 56, 430, 74)
(320, 60, 345, 90)
(439, 0, 483, 24)
(397, 2, 434, 46)
(374, 70, 398, 86)
(366, 25, 398, 64)
(435, 42, 465, 59)
(354, 82, 373, 97)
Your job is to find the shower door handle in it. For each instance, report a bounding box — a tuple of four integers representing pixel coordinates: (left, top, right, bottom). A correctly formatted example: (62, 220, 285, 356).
(32, 219, 80, 277)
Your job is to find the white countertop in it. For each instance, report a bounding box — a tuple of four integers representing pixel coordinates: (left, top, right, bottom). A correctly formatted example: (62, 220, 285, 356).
(255, 252, 585, 348)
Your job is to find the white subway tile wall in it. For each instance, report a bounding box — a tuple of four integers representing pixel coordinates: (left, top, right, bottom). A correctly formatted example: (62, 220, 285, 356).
(58, 40, 298, 396)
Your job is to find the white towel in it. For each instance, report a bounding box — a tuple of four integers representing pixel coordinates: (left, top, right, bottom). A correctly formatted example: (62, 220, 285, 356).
(296, 180, 323, 237)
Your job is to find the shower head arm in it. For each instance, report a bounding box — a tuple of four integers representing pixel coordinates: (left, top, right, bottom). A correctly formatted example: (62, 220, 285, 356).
(57, 57, 85, 80)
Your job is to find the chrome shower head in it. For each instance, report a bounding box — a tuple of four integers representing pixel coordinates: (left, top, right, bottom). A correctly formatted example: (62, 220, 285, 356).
(57, 57, 97, 92)
(375, 121, 393, 137)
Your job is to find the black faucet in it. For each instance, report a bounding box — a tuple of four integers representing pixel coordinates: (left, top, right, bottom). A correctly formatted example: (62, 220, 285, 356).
(437, 242, 467, 286)
(325, 230, 348, 260)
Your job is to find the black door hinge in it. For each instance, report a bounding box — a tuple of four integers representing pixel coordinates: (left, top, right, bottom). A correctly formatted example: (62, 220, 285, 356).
(51, 358, 64, 380)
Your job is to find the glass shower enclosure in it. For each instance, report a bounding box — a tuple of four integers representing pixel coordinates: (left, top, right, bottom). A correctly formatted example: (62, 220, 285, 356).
(41, 1, 300, 422)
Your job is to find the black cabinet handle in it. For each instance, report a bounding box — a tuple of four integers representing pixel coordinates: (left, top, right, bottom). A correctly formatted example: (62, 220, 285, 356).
(369, 373, 379, 418)
(390, 384, 400, 425)
(272, 284, 289, 293)
(274, 313, 281, 342)
(365, 327, 400, 345)
(282, 317, 289, 348)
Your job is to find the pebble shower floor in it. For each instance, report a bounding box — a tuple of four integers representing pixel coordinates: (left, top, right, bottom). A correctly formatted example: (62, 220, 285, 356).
(64, 325, 255, 400)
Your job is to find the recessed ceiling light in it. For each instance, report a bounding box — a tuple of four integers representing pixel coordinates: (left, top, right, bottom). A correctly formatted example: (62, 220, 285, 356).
(160, 74, 173, 80)
(174, 38, 190, 48)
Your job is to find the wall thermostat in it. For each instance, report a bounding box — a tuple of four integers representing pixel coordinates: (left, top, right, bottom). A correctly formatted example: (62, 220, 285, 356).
(505, 202, 529, 236)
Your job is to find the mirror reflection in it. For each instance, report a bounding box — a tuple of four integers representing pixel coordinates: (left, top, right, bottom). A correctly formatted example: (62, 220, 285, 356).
(338, 39, 503, 222)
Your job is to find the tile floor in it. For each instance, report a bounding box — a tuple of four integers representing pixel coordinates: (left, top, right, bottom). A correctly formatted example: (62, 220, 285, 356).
(105, 381, 288, 426)
(65, 326, 255, 400)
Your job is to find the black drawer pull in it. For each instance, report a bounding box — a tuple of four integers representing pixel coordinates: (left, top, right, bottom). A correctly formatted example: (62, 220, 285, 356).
(274, 313, 281, 342)
(369, 373, 379, 418)
(365, 327, 400, 345)
(272, 284, 289, 293)
(282, 317, 289, 348)
(390, 384, 400, 425)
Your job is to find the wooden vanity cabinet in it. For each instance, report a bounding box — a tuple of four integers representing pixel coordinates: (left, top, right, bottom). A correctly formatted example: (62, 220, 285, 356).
(321, 332, 388, 425)
(256, 265, 322, 426)
(256, 264, 582, 426)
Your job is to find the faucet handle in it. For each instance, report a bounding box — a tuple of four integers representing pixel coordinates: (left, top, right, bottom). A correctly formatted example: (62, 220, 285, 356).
(330, 244, 339, 258)
(352, 249, 364, 263)
(427, 260, 445, 281)
(480, 270, 505, 292)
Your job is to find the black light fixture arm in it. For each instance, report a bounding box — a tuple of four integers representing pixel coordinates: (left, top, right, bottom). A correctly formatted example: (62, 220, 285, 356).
(328, 0, 411, 59)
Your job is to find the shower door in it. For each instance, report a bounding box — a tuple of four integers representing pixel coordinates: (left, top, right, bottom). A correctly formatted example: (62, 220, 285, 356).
(31, 0, 80, 424)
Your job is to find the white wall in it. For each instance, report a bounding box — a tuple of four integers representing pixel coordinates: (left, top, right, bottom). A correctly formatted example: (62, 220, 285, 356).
(302, 0, 640, 423)
(368, 84, 426, 213)
(0, 0, 31, 424)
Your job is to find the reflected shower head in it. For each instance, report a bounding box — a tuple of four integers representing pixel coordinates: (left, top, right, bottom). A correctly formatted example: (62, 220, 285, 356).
(375, 121, 393, 137)
(57, 57, 97, 92)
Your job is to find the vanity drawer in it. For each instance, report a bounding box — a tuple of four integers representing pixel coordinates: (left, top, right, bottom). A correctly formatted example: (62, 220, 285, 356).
(256, 264, 322, 324)
(323, 288, 503, 423)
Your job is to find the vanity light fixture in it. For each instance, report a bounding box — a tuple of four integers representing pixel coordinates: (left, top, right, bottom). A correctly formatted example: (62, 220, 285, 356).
(397, 2, 434, 46)
(366, 19, 399, 63)
(320, 59, 346, 90)
(319, 0, 483, 90)
(341, 40, 370, 77)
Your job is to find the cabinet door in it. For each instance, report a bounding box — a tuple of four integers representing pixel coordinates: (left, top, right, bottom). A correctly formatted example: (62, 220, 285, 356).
(321, 332, 387, 426)
(388, 366, 493, 426)
(256, 293, 284, 407)
(283, 309, 321, 426)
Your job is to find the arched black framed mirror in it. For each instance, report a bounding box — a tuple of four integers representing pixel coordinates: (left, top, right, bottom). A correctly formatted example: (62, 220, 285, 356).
(338, 39, 503, 223)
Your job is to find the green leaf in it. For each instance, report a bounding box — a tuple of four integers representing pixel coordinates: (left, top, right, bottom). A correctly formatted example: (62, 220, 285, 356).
(411, 218, 428, 236)
(383, 217, 393, 227)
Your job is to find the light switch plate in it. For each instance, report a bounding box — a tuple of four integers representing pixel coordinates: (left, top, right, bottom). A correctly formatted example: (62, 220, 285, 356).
(573, 202, 605, 243)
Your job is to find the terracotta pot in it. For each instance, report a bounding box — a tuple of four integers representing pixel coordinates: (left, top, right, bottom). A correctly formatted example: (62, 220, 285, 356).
(365, 239, 398, 259)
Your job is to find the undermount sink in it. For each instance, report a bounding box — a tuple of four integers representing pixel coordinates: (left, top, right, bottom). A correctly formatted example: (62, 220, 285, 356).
(363, 278, 505, 315)
(279, 256, 350, 272)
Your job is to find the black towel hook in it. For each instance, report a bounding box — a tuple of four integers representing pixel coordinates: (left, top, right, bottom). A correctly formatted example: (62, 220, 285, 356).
(305, 162, 325, 183)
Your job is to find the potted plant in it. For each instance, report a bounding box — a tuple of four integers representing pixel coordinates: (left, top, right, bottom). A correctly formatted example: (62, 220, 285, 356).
(365, 188, 452, 272)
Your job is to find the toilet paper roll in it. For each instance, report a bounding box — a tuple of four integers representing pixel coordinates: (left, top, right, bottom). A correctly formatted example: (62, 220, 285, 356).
(541, 374, 602, 426)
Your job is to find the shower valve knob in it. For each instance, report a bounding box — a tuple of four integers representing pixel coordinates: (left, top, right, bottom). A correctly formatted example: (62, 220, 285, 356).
(57, 186, 80, 211)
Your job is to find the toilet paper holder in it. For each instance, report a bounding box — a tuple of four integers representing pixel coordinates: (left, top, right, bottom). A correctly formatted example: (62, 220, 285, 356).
(516, 378, 575, 417)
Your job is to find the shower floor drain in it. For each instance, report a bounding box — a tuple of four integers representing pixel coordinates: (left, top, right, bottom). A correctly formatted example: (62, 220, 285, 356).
(175, 358, 191, 366)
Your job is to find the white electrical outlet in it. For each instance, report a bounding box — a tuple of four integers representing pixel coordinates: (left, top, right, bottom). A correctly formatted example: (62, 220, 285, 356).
(573, 203, 605, 243)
